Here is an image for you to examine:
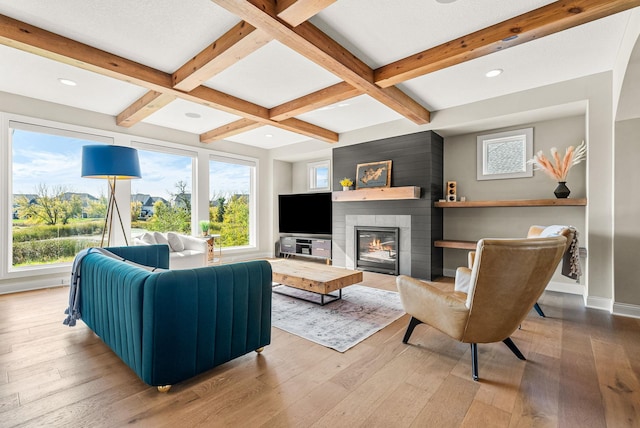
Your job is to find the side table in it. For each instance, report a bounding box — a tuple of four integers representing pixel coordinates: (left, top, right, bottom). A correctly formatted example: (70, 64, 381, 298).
(204, 234, 222, 264)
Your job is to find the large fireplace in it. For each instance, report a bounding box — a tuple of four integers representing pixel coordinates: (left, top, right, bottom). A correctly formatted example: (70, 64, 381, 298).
(355, 226, 399, 275)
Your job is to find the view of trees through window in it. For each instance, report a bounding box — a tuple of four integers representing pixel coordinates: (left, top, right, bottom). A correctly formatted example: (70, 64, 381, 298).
(11, 125, 109, 267)
(131, 147, 194, 237)
(209, 158, 253, 247)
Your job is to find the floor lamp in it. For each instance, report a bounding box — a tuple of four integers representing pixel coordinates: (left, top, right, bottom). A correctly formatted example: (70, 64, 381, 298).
(81, 145, 141, 247)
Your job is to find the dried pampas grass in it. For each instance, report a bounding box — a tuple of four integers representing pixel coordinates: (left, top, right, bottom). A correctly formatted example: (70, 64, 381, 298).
(528, 141, 586, 181)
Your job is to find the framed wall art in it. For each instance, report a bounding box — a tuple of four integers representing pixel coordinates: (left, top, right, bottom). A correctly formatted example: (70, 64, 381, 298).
(355, 160, 392, 189)
(477, 128, 533, 180)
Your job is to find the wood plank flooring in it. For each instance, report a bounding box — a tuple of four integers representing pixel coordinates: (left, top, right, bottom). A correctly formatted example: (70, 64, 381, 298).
(1, 272, 639, 427)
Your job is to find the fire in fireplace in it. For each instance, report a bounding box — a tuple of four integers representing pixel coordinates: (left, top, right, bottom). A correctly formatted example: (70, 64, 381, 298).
(355, 226, 399, 275)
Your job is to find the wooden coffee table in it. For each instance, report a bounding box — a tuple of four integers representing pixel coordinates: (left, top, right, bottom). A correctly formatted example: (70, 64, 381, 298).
(268, 259, 363, 305)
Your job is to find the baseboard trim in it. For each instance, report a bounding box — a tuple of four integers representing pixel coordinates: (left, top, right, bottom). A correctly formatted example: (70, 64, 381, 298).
(0, 275, 69, 295)
(586, 296, 612, 312)
(545, 281, 583, 295)
(613, 303, 640, 319)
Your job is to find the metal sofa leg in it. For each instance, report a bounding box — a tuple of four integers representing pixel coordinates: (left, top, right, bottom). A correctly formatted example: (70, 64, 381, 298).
(533, 302, 546, 317)
(157, 385, 172, 393)
(503, 338, 526, 360)
(402, 316, 423, 344)
(471, 343, 479, 381)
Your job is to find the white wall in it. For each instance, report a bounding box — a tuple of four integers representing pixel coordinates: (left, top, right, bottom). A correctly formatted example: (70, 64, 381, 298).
(613, 118, 640, 312)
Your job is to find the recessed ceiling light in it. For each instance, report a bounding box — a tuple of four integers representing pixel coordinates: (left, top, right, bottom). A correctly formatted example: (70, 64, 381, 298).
(485, 69, 503, 78)
(435, 0, 458, 3)
(338, 103, 350, 107)
(265, 134, 273, 138)
(185, 112, 201, 119)
(58, 78, 77, 86)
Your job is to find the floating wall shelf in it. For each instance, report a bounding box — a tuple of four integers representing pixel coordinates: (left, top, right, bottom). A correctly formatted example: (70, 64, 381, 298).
(434, 198, 587, 208)
(332, 186, 420, 202)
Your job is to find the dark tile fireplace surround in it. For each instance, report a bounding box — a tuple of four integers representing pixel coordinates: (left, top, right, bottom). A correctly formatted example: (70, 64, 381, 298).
(332, 131, 443, 280)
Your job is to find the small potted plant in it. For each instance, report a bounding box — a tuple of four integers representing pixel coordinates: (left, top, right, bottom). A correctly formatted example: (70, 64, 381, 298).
(340, 177, 353, 191)
(199, 220, 210, 236)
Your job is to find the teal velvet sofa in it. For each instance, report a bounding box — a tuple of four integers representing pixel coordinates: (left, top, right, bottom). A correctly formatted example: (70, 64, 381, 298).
(78, 244, 272, 392)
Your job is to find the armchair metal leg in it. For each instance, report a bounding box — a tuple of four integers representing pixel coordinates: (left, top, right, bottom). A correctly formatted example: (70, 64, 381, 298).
(471, 343, 479, 381)
(402, 317, 423, 344)
(503, 338, 526, 360)
(533, 302, 546, 317)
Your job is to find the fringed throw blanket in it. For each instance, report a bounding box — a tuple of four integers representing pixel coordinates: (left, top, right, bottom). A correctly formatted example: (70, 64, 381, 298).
(63, 247, 165, 326)
(561, 229, 581, 281)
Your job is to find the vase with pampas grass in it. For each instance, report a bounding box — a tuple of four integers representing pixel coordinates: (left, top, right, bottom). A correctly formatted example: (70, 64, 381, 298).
(528, 141, 586, 198)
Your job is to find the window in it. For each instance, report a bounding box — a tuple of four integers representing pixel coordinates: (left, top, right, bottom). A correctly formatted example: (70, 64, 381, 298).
(10, 121, 111, 269)
(131, 144, 195, 237)
(209, 156, 256, 248)
(308, 160, 330, 190)
(477, 128, 533, 180)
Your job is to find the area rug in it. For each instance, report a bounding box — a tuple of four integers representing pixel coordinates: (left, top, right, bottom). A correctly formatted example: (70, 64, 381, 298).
(271, 284, 405, 352)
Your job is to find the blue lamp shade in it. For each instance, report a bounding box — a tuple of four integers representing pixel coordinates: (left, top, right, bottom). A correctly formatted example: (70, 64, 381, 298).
(81, 145, 141, 179)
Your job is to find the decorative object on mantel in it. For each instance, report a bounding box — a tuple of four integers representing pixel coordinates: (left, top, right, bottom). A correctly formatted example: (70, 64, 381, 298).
(528, 141, 586, 198)
(339, 177, 353, 191)
(356, 160, 392, 189)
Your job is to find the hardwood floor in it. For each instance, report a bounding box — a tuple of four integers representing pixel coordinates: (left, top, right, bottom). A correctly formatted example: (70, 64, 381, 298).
(1, 272, 639, 427)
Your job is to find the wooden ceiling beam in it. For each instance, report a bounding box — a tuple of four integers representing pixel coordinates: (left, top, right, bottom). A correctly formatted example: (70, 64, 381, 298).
(375, 0, 640, 87)
(276, 117, 338, 143)
(122, 21, 270, 128)
(276, 0, 337, 27)
(270, 81, 361, 121)
(211, 0, 431, 124)
(200, 118, 263, 143)
(172, 21, 272, 91)
(200, 115, 338, 143)
(0, 14, 337, 142)
(116, 91, 176, 127)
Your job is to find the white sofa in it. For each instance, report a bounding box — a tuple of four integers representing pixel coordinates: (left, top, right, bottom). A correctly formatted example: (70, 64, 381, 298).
(133, 232, 208, 269)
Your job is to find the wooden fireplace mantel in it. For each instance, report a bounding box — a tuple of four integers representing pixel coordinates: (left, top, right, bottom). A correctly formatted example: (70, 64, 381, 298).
(332, 186, 420, 202)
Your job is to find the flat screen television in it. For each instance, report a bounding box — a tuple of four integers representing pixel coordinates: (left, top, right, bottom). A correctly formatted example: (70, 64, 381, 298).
(278, 192, 332, 235)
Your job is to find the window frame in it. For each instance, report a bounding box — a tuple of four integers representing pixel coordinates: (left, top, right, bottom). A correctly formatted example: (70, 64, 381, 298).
(209, 154, 257, 249)
(307, 160, 331, 191)
(4, 115, 114, 276)
(131, 141, 198, 236)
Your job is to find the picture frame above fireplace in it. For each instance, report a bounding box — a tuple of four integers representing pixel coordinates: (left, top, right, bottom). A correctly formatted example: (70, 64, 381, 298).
(355, 160, 392, 189)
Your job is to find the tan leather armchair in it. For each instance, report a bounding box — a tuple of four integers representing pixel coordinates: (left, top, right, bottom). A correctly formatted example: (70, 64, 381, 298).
(397, 236, 567, 381)
(465, 225, 576, 318)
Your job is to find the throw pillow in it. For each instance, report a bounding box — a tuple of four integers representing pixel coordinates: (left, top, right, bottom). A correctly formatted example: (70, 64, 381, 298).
(540, 225, 568, 237)
(153, 232, 169, 248)
(140, 232, 157, 245)
(166, 232, 185, 253)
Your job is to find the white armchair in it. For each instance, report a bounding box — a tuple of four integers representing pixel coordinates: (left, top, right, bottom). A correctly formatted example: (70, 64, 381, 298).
(133, 232, 208, 269)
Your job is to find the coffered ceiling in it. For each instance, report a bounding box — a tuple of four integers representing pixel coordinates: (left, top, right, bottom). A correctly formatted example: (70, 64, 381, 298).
(0, 0, 638, 150)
